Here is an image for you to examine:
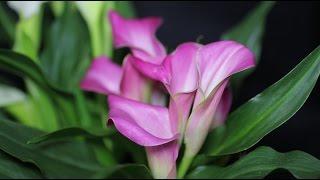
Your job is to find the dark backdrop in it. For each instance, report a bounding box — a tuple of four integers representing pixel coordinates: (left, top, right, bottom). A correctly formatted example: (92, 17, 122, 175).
(133, 1, 320, 160)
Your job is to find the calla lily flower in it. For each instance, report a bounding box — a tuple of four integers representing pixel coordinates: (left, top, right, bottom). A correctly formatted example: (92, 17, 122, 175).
(109, 10, 166, 64)
(128, 40, 254, 155)
(125, 40, 254, 178)
(130, 42, 201, 138)
(108, 11, 181, 179)
(8, 1, 45, 60)
(82, 11, 176, 178)
(82, 10, 254, 179)
(81, 52, 175, 180)
(146, 141, 178, 179)
(107, 94, 179, 179)
(108, 94, 178, 147)
(184, 41, 255, 158)
(80, 55, 154, 103)
(8, 1, 45, 19)
(75, 1, 115, 57)
(211, 86, 232, 130)
(80, 56, 123, 95)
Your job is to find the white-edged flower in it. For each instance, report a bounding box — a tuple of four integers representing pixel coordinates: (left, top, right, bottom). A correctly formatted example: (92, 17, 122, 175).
(7, 1, 45, 19)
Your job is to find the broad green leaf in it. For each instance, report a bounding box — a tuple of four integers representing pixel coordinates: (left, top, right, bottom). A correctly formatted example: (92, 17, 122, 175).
(89, 139, 117, 166)
(0, 2, 16, 45)
(13, 8, 42, 61)
(40, 3, 91, 92)
(28, 127, 115, 144)
(0, 84, 25, 107)
(222, 2, 274, 60)
(5, 97, 43, 130)
(25, 80, 59, 131)
(204, 45, 320, 156)
(26, 126, 117, 167)
(190, 154, 229, 170)
(0, 49, 67, 131)
(3, 83, 59, 132)
(14, 18, 40, 61)
(8, 2, 63, 132)
(222, 2, 275, 90)
(188, 146, 320, 179)
(0, 49, 46, 87)
(0, 150, 42, 179)
(0, 49, 66, 94)
(94, 164, 152, 179)
(0, 118, 104, 178)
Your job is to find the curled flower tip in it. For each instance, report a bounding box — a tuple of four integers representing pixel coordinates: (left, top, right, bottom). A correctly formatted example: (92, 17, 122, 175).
(108, 10, 166, 63)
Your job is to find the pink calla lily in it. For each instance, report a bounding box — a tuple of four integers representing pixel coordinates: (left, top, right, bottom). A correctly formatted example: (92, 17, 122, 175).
(80, 55, 152, 102)
(81, 56, 178, 178)
(80, 56, 123, 95)
(108, 11, 181, 179)
(120, 55, 152, 102)
(109, 10, 166, 64)
(184, 40, 255, 157)
(108, 94, 178, 147)
(211, 86, 232, 130)
(146, 141, 178, 179)
(82, 10, 255, 179)
(130, 42, 201, 136)
(108, 94, 179, 179)
(82, 11, 177, 179)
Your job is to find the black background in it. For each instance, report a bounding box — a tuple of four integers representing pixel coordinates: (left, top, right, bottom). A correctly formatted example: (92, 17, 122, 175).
(133, 1, 320, 159)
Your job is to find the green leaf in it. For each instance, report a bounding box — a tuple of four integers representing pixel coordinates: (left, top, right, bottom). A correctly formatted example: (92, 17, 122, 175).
(222, 2, 274, 60)
(40, 3, 91, 92)
(0, 49, 67, 131)
(0, 49, 48, 89)
(188, 146, 320, 179)
(0, 49, 67, 94)
(24, 80, 59, 131)
(0, 150, 42, 179)
(0, 2, 16, 45)
(0, 84, 25, 107)
(204, 45, 320, 156)
(13, 8, 42, 61)
(28, 127, 115, 144)
(94, 164, 152, 179)
(5, 97, 43, 130)
(222, 2, 275, 90)
(0, 118, 104, 178)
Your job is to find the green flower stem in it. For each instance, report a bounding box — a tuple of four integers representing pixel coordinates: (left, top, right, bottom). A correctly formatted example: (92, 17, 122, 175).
(178, 154, 194, 178)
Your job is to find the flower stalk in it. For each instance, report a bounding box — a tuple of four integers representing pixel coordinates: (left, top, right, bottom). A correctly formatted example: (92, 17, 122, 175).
(178, 154, 194, 178)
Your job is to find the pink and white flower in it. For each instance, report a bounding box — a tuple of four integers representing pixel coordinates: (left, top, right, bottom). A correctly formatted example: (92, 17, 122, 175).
(80, 10, 255, 179)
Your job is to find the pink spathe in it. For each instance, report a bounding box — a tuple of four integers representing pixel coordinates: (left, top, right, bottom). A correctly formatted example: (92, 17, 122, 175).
(184, 41, 255, 157)
(109, 10, 166, 64)
(80, 56, 123, 95)
(81, 10, 255, 179)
